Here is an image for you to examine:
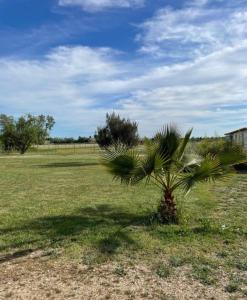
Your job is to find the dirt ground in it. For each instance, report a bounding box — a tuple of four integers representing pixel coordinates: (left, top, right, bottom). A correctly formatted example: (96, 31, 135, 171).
(0, 251, 244, 300)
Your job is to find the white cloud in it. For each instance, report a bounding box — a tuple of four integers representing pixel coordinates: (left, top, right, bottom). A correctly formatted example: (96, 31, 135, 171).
(0, 46, 126, 135)
(137, 3, 247, 60)
(0, 42, 247, 137)
(58, 0, 145, 12)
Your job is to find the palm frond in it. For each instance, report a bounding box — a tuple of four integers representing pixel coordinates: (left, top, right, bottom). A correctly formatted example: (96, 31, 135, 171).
(154, 125, 181, 171)
(102, 144, 145, 185)
(176, 128, 193, 161)
(142, 140, 168, 176)
(180, 155, 226, 192)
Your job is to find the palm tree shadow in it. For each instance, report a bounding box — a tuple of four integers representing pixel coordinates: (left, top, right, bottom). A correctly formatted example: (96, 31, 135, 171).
(0, 204, 150, 262)
(37, 162, 99, 168)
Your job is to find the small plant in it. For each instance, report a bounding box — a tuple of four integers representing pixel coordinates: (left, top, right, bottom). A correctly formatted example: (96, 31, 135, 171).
(199, 218, 213, 233)
(113, 266, 127, 277)
(82, 252, 106, 266)
(225, 283, 239, 293)
(216, 250, 229, 258)
(235, 259, 247, 271)
(82, 254, 96, 266)
(192, 263, 217, 285)
(169, 255, 186, 267)
(156, 263, 171, 278)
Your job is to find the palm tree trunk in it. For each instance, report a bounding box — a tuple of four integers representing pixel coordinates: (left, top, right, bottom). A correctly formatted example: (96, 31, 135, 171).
(158, 190, 177, 224)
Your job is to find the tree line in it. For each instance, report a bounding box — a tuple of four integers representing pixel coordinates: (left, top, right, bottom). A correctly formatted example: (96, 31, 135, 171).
(1, 112, 245, 157)
(49, 136, 93, 144)
(0, 112, 139, 154)
(0, 114, 55, 154)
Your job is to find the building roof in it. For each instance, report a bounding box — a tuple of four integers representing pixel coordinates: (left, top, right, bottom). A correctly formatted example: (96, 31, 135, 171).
(225, 127, 247, 135)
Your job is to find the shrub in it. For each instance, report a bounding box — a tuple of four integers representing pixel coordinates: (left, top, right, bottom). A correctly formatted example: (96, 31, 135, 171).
(95, 112, 139, 148)
(156, 263, 172, 278)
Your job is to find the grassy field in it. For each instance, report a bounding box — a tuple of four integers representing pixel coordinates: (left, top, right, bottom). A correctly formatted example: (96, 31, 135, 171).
(0, 148, 246, 298)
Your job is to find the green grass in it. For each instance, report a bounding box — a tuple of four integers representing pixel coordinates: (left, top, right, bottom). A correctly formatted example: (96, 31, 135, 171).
(0, 149, 246, 290)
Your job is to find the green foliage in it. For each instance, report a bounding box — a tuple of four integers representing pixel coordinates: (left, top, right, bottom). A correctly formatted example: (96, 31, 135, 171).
(196, 138, 246, 163)
(235, 259, 247, 271)
(196, 138, 226, 157)
(95, 112, 139, 148)
(49, 136, 92, 144)
(169, 255, 186, 267)
(0, 114, 55, 154)
(155, 263, 172, 278)
(191, 263, 217, 285)
(102, 125, 245, 223)
(113, 266, 127, 277)
(225, 283, 239, 293)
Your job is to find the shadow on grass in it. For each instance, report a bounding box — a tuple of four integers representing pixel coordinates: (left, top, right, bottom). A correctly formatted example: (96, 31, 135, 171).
(0, 204, 149, 262)
(0, 249, 35, 264)
(37, 162, 99, 168)
(1, 204, 239, 263)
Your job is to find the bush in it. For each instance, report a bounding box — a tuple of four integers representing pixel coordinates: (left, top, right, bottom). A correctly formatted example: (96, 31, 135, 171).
(95, 112, 139, 148)
(195, 138, 247, 170)
(196, 138, 245, 157)
(196, 138, 227, 156)
(49, 136, 91, 144)
(155, 263, 172, 278)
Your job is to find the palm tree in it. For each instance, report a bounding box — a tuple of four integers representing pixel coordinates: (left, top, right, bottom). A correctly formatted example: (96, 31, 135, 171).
(102, 125, 246, 224)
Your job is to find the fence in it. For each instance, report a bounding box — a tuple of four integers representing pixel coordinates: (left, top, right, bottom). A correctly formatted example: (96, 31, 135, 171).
(34, 143, 99, 150)
(31, 143, 100, 154)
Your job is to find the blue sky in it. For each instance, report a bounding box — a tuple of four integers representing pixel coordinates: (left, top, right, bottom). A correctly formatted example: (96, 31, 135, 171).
(0, 0, 247, 137)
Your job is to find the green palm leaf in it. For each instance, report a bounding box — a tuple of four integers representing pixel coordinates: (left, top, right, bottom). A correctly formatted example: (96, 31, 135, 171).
(176, 128, 193, 161)
(155, 125, 180, 159)
(180, 155, 226, 192)
(102, 145, 145, 184)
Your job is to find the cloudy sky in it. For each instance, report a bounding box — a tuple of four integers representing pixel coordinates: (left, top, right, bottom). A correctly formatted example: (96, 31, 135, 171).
(0, 0, 246, 137)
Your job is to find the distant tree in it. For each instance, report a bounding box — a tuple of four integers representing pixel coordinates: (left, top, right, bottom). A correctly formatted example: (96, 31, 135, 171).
(50, 137, 75, 144)
(0, 115, 16, 152)
(77, 136, 91, 143)
(49, 136, 91, 144)
(0, 114, 55, 154)
(95, 113, 139, 148)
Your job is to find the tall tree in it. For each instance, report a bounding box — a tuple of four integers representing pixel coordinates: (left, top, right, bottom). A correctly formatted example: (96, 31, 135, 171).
(102, 125, 246, 224)
(0, 114, 55, 154)
(95, 113, 139, 148)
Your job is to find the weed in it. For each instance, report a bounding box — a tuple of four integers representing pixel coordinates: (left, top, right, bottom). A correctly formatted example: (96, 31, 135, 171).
(235, 259, 247, 271)
(169, 255, 186, 267)
(156, 263, 172, 279)
(191, 263, 217, 285)
(113, 266, 127, 277)
(216, 250, 228, 258)
(198, 218, 213, 233)
(225, 283, 238, 293)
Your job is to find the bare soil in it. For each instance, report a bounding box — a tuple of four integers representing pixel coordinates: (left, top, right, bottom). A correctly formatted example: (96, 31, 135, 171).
(0, 251, 244, 300)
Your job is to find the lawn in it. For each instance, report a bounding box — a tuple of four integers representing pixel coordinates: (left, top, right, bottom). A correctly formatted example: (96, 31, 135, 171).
(0, 148, 246, 298)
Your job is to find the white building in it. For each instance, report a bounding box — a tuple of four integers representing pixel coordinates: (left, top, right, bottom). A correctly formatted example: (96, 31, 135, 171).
(225, 128, 247, 150)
